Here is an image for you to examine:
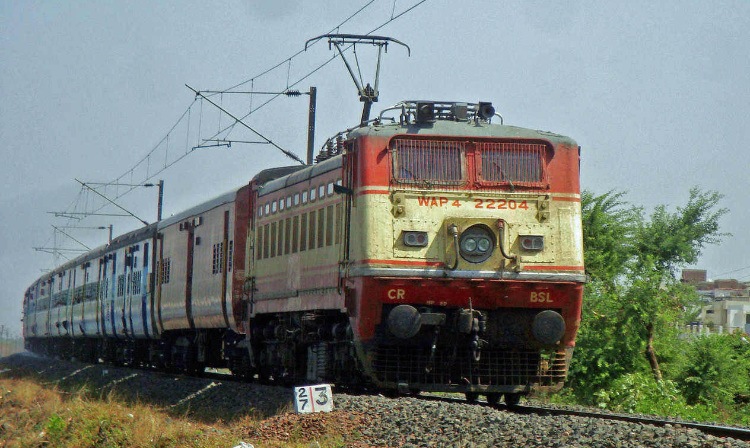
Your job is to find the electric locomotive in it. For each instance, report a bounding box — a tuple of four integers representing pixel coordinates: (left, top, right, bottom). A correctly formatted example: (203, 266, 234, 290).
(340, 101, 584, 404)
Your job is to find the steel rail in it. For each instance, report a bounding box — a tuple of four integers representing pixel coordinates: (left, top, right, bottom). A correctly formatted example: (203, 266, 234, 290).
(417, 394, 750, 442)
(511, 403, 750, 442)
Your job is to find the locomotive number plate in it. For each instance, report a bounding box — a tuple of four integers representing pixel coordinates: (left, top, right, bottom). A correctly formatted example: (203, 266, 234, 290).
(294, 384, 334, 413)
(416, 196, 530, 210)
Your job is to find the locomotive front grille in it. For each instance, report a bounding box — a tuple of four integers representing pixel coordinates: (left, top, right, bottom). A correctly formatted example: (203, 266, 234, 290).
(372, 345, 568, 388)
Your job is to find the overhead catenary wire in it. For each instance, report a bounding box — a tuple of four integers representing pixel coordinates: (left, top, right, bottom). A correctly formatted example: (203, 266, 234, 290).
(85, 0, 421, 194)
(711, 265, 750, 278)
(42, 0, 429, 267)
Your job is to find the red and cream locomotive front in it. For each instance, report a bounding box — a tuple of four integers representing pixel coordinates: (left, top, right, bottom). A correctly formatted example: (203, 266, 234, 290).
(343, 109, 584, 399)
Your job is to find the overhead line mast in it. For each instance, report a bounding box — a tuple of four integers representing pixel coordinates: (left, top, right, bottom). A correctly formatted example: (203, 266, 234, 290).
(187, 85, 307, 166)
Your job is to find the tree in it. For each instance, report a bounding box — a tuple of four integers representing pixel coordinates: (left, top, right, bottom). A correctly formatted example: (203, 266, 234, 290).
(631, 188, 727, 381)
(569, 188, 727, 397)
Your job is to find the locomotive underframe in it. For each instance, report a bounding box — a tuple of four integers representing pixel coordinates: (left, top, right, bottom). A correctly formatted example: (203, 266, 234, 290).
(348, 274, 582, 395)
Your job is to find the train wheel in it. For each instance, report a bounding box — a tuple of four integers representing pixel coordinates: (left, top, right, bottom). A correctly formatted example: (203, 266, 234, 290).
(485, 393, 501, 406)
(465, 392, 479, 403)
(504, 393, 522, 407)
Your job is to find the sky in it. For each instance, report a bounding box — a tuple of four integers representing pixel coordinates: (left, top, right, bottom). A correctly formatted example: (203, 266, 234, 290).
(1, 0, 748, 334)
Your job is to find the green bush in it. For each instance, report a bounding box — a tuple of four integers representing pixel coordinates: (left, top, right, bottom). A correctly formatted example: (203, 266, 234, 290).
(673, 333, 750, 406)
(594, 372, 686, 415)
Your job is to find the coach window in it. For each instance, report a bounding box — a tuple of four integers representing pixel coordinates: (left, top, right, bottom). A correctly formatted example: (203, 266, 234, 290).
(310, 187, 317, 202)
(271, 201, 277, 214)
(263, 224, 270, 259)
(228, 241, 234, 271)
(319, 185, 326, 199)
(300, 213, 308, 251)
(317, 208, 325, 248)
(325, 205, 334, 246)
(291, 215, 300, 253)
(308, 210, 316, 250)
(279, 198, 285, 211)
(327, 182, 334, 196)
(265, 203, 270, 215)
(258, 206, 263, 218)
(270, 222, 277, 257)
(286, 196, 292, 209)
(284, 217, 291, 255)
(302, 190, 308, 204)
(276, 220, 284, 256)
(294, 193, 300, 206)
(257, 226, 264, 260)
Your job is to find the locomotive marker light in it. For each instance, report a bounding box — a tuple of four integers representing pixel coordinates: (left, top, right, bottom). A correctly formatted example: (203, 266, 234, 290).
(520, 235, 545, 251)
(532, 310, 566, 345)
(402, 231, 428, 247)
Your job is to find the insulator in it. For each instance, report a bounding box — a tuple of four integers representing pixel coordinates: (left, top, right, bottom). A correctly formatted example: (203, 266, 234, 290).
(284, 90, 301, 97)
(336, 135, 344, 154)
(326, 139, 334, 156)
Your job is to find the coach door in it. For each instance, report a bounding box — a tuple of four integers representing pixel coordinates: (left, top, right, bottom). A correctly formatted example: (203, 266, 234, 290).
(96, 257, 105, 336)
(181, 219, 198, 330)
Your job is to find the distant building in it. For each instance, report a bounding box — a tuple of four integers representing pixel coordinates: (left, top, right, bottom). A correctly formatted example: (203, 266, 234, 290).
(684, 269, 750, 335)
(681, 269, 707, 285)
(697, 299, 750, 335)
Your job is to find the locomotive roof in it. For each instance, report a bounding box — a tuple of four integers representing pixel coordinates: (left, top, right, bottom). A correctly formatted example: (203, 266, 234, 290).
(257, 156, 342, 197)
(347, 119, 577, 147)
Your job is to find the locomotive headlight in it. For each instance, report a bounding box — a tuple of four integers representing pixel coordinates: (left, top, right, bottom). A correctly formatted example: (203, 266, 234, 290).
(461, 238, 477, 252)
(403, 231, 428, 247)
(458, 225, 495, 263)
(476, 237, 492, 252)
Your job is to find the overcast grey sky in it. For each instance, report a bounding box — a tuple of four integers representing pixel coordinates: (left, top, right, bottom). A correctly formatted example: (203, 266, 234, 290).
(1, 1, 748, 334)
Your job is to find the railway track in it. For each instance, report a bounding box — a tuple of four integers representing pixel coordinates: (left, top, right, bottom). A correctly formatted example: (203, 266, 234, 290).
(512, 403, 750, 442)
(5, 355, 750, 444)
(205, 368, 750, 442)
(416, 393, 750, 442)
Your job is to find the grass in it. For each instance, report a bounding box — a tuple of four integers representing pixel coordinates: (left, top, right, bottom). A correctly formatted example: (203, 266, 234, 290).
(0, 378, 367, 448)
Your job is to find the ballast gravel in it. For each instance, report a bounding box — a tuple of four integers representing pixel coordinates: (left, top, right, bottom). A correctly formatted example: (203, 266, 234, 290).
(1, 353, 748, 447)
